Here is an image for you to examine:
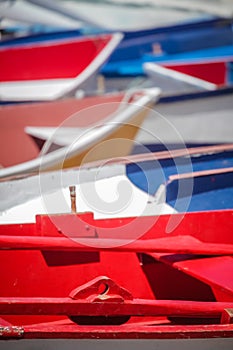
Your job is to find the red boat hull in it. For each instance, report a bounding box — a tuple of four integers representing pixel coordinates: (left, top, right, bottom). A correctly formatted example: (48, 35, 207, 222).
(0, 210, 233, 341)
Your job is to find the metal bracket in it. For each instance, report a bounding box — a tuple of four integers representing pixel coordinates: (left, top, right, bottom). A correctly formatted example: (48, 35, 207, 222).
(0, 326, 24, 339)
(70, 276, 133, 303)
(221, 308, 233, 324)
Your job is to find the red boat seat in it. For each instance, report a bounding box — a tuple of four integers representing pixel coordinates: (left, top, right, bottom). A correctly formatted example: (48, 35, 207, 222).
(150, 253, 233, 301)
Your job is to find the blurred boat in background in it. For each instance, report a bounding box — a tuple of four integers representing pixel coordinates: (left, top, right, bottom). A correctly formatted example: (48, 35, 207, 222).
(102, 40, 233, 78)
(166, 165, 233, 212)
(101, 17, 233, 77)
(126, 144, 233, 212)
(135, 90, 233, 148)
(0, 33, 122, 102)
(142, 60, 233, 101)
(0, 88, 160, 178)
(1, 2, 232, 80)
(1, 1, 233, 104)
(2, 16, 232, 80)
(2, 0, 231, 36)
(1, 143, 233, 222)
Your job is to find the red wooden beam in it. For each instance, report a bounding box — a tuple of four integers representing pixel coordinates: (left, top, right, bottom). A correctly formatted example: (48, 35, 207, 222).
(1, 298, 233, 318)
(0, 234, 232, 255)
(1, 210, 233, 245)
(22, 323, 233, 340)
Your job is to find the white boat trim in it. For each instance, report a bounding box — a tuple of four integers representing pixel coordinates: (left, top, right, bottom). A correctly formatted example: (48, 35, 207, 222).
(25, 126, 86, 147)
(144, 62, 218, 91)
(0, 79, 75, 101)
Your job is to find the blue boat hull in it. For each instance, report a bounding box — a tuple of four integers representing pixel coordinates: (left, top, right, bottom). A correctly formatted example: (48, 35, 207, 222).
(102, 44, 233, 76)
(126, 147, 233, 212)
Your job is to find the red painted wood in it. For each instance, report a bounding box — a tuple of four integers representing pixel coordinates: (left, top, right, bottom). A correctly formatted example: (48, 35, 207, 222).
(0, 212, 232, 296)
(147, 254, 233, 301)
(21, 323, 233, 339)
(0, 35, 111, 81)
(1, 210, 233, 335)
(0, 93, 123, 166)
(174, 256, 233, 298)
(32, 209, 233, 244)
(140, 255, 217, 302)
(0, 235, 232, 255)
(0, 317, 13, 326)
(164, 61, 227, 85)
(0, 250, 154, 300)
(1, 297, 233, 317)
